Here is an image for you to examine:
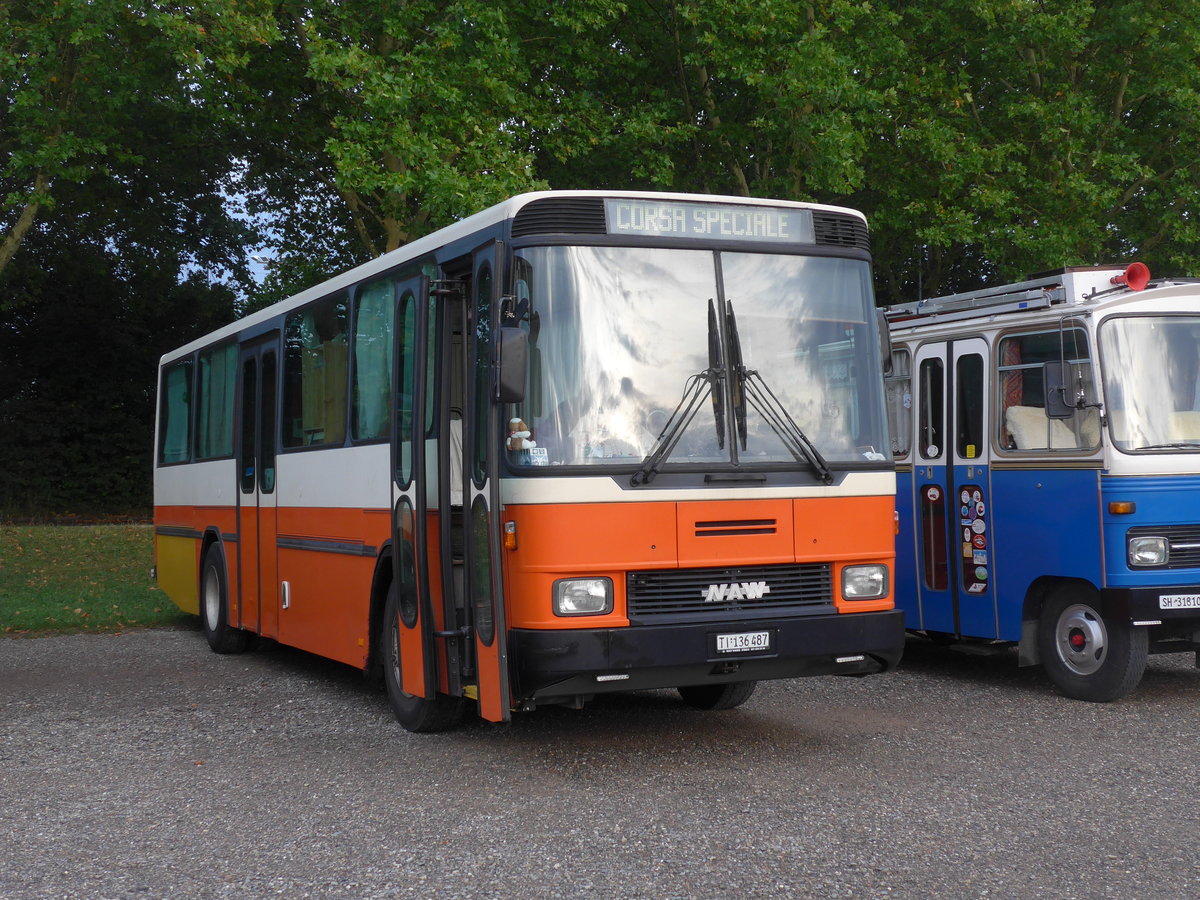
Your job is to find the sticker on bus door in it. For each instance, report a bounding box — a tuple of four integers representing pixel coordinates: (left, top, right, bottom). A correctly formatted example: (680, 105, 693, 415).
(959, 485, 989, 593)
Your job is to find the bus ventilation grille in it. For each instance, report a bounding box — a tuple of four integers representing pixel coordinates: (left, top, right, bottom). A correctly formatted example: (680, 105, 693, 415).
(695, 518, 776, 537)
(626, 563, 833, 623)
(511, 198, 608, 237)
(813, 212, 871, 252)
(1128, 525, 1200, 569)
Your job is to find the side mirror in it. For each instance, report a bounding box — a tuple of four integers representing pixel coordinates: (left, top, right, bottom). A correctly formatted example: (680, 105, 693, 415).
(1043, 361, 1074, 419)
(496, 326, 527, 403)
(876, 308, 893, 376)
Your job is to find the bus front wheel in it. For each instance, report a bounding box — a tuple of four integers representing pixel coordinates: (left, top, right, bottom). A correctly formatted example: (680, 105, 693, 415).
(199, 547, 248, 654)
(381, 581, 465, 733)
(1037, 590, 1147, 702)
(678, 681, 757, 710)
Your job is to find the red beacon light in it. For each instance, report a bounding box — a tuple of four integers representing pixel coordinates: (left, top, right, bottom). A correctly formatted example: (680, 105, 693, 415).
(1111, 261, 1151, 291)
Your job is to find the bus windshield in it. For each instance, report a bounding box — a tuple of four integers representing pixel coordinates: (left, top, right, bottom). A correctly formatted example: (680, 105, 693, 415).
(1100, 314, 1200, 452)
(507, 245, 890, 473)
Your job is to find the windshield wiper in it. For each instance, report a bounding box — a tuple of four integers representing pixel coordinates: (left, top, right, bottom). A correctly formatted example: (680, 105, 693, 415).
(631, 300, 725, 486)
(727, 302, 834, 485)
(708, 298, 726, 450)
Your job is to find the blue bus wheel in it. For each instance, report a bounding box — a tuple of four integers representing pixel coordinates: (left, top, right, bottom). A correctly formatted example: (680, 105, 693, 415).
(1037, 592, 1147, 702)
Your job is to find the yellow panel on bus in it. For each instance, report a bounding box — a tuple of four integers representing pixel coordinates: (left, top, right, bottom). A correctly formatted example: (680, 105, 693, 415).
(156, 535, 199, 615)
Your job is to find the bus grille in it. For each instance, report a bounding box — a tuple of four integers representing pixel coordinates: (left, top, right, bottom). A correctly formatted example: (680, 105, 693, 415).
(1129, 525, 1200, 569)
(511, 198, 607, 237)
(813, 212, 871, 252)
(626, 563, 833, 623)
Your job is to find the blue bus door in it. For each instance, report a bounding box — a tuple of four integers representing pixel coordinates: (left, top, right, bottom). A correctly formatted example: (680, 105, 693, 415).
(912, 338, 998, 638)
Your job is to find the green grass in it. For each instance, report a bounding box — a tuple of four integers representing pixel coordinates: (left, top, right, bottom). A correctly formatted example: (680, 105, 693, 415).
(0, 525, 190, 634)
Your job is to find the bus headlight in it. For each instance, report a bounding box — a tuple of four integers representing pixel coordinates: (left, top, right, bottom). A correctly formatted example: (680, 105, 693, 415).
(553, 578, 614, 616)
(842, 565, 889, 600)
(1128, 535, 1168, 568)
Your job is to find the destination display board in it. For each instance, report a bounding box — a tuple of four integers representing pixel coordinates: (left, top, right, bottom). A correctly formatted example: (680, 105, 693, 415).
(605, 199, 816, 244)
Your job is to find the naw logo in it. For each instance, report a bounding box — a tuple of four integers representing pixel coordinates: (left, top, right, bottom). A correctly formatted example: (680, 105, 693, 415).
(701, 581, 771, 603)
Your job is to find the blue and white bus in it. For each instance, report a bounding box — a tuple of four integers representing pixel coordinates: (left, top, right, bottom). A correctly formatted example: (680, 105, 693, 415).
(886, 264, 1200, 700)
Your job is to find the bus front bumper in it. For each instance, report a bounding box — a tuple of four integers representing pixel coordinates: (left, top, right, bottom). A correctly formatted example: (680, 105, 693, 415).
(1103, 587, 1200, 630)
(508, 608, 905, 704)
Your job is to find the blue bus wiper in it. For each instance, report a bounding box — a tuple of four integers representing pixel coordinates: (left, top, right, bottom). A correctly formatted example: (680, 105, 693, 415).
(727, 302, 834, 485)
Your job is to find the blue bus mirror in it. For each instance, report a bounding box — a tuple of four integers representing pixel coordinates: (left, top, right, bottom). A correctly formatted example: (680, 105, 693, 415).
(1043, 361, 1075, 419)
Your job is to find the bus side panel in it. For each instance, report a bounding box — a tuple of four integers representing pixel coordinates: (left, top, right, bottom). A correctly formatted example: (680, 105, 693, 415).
(893, 469, 921, 629)
(275, 505, 391, 668)
(154, 527, 202, 615)
(154, 460, 239, 617)
(990, 467, 1103, 640)
(153, 504, 238, 616)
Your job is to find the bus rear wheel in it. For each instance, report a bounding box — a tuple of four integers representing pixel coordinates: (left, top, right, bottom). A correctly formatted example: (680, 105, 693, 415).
(381, 581, 465, 733)
(1037, 590, 1147, 702)
(200, 547, 248, 654)
(677, 680, 757, 710)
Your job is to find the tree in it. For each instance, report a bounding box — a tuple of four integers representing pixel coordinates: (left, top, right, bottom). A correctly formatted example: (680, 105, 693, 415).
(236, 0, 602, 304)
(854, 0, 1200, 302)
(0, 0, 272, 282)
(0, 0, 265, 514)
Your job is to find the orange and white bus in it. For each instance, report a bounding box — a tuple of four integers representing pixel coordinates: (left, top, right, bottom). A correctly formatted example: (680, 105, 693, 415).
(153, 191, 903, 731)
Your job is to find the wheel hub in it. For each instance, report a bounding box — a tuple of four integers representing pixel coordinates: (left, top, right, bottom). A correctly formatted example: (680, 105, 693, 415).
(1055, 604, 1108, 675)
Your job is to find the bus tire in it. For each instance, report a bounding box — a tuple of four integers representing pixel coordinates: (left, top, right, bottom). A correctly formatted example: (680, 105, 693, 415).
(678, 680, 757, 710)
(1037, 590, 1147, 702)
(200, 547, 248, 654)
(381, 581, 465, 733)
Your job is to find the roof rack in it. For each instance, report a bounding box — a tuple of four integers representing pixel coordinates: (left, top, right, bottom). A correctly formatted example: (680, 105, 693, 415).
(884, 267, 1129, 326)
(885, 278, 1062, 325)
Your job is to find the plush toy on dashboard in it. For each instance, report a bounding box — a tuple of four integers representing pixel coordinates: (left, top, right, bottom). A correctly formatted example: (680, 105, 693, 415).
(506, 418, 537, 451)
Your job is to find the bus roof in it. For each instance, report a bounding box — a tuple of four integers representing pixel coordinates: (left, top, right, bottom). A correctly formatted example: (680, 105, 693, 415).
(161, 190, 868, 364)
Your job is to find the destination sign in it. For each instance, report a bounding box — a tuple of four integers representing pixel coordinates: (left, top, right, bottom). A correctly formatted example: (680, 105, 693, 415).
(605, 199, 815, 244)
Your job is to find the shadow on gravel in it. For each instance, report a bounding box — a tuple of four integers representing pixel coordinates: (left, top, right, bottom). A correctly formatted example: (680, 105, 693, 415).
(895, 636, 1047, 693)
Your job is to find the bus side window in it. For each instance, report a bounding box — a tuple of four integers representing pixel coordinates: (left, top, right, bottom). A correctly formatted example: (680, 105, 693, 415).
(195, 344, 238, 460)
(918, 357, 944, 459)
(158, 359, 193, 464)
(885, 348, 911, 457)
(283, 294, 349, 448)
(956, 353, 984, 459)
(352, 279, 395, 442)
(997, 328, 1099, 452)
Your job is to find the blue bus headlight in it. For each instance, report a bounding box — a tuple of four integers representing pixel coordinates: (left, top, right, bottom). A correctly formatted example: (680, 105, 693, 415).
(553, 578, 614, 616)
(1128, 535, 1168, 567)
(842, 565, 889, 600)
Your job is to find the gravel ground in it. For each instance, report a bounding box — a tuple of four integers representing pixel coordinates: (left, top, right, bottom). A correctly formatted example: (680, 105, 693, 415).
(1, 626, 1198, 899)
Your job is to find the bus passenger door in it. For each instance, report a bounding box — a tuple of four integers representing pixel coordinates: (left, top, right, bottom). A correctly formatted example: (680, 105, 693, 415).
(912, 338, 996, 638)
(391, 278, 438, 699)
(464, 242, 511, 722)
(236, 336, 280, 638)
